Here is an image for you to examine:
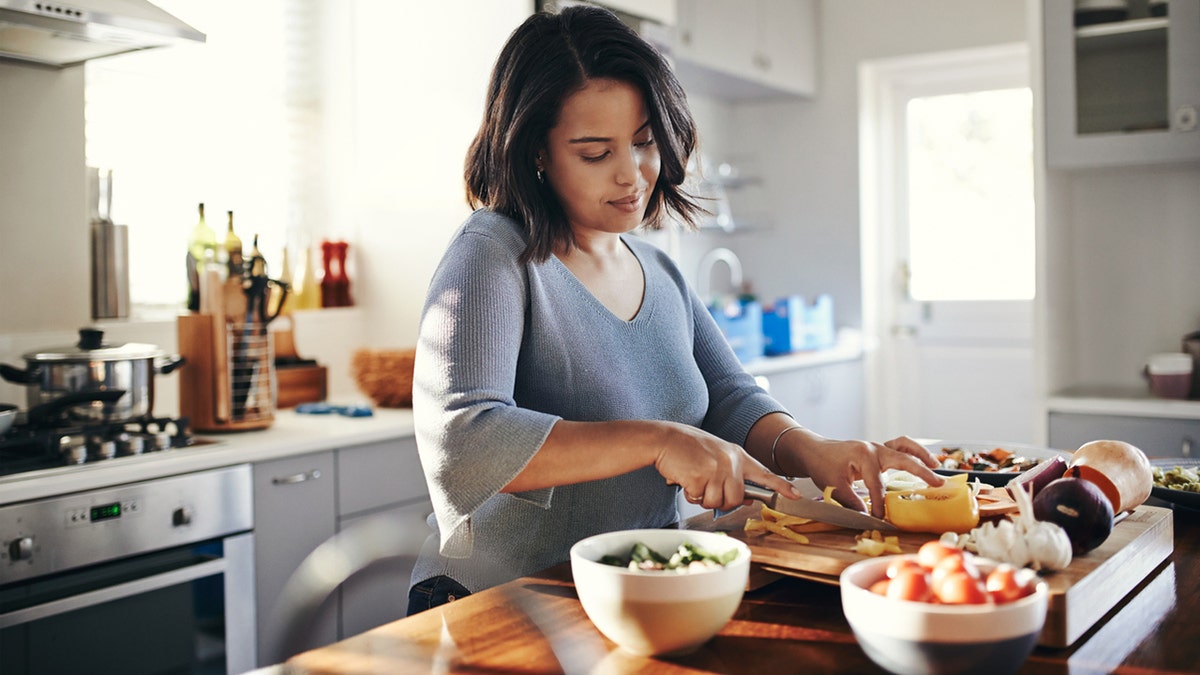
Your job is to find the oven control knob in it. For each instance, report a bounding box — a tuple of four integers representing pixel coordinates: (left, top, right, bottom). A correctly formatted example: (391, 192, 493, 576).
(172, 506, 193, 527)
(8, 536, 33, 561)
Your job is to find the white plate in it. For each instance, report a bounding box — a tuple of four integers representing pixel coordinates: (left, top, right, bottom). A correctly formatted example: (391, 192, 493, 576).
(923, 440, 1072, 487)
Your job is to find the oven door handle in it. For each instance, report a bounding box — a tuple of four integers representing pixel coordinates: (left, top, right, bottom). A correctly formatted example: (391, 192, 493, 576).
(0, 557, 226, 628)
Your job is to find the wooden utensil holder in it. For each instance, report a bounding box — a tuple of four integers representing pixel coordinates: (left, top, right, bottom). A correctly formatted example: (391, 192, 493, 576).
(178, 313, 275, 432)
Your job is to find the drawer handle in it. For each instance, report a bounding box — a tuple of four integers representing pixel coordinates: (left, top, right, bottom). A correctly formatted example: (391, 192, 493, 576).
(273, 469, 322, 485)
(1183, 437, 1193, 459)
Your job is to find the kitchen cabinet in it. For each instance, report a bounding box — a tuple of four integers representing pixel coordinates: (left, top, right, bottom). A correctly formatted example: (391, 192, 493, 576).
(671, 0, 816, 100)
(1049, 411, 1198, 457)
(253, 451, 339, 665)
(757, 359, 865, 440)
(336, 438, 432, 639)
(1043, 0, 1200, 167)
(251, 438, 431, 666)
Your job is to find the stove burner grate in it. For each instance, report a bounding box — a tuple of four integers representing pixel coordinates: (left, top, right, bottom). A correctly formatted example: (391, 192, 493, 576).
(0, 415, 202, 477)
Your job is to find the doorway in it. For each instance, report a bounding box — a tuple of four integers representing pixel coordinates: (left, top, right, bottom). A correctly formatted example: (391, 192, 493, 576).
(860, 44, 1036, 444)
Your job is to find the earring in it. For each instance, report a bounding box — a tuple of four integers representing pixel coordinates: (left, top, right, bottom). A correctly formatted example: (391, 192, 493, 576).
(536, 167, 544, 184)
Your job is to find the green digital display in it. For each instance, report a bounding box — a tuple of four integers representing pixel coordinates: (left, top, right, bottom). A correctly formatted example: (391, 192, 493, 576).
(90, 502, 122, 522)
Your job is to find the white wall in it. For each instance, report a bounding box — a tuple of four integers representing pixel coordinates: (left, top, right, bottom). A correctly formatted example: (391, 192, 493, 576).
(336, 0, 532, 350)
(0, 63, 89, 333)
(0, 1, 532, 413)
(710, 0, 1029, 328)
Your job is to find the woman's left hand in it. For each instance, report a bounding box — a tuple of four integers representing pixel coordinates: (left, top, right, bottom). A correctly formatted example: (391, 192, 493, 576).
(787, 435, 944, 519)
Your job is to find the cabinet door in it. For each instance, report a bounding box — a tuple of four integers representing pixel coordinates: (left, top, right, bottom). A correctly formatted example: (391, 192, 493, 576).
(759, 360, 865, 440)
(673, 0, 816, 99)
(674, 0, 754, 78)
(758, 0, 817, 95)
(1049, 412, 1200, 458)
(338, 500, 433, 639)
(253, 451, 338, 666)
(1044, 0, 1200, 167)
(337, 438, 428, 517)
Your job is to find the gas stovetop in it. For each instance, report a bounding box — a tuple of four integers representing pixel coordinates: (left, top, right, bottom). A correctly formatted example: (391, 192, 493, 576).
(0, 414, 209, 478)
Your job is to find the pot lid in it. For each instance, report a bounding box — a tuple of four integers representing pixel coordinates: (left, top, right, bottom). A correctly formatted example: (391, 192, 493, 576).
(22, 328, 166, 362)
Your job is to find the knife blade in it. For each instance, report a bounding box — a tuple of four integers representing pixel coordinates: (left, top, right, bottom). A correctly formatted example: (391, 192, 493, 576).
(742, 484, 898, 531)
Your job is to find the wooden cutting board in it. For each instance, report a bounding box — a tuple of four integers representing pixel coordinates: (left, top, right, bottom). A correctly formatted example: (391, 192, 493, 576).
(691, 504, 1174, 648)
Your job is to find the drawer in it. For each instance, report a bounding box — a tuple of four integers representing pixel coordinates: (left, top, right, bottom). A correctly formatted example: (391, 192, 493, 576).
(1049, 412, 1200, 458)
(337, 438, 429, 516)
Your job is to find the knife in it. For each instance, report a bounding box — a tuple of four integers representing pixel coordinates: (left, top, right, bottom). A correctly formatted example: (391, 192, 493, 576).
(740, 483, 898, 531)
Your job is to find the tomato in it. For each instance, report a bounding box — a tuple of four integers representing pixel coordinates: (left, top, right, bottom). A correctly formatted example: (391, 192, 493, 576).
(886, 567, 933, 602)
(985, 564, 1032, 604)
(930, 550, 979, 589)
(886, 557, 925, 580)
(934, 571, 991, 605)
(869, 579, 891, 596)
(916, 541, 960, 569)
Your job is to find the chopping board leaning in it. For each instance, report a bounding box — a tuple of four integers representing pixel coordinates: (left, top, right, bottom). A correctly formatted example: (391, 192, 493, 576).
(694, 504, 1173, 648)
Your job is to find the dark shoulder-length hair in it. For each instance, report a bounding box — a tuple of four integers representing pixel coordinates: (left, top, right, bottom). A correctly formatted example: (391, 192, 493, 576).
(464, 5, 704, 263)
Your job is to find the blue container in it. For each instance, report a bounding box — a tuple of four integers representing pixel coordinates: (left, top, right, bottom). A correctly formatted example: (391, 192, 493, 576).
(762, 296, 806, 356)
(803, 294, 836, 349)
(710, 299, 764, 363)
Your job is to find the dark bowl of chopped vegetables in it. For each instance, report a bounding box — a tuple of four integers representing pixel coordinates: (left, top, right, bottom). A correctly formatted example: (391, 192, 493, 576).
(1149, 458, 1200, 510)
(925, 441, 1073, 487)
(569, 529, 750, 656)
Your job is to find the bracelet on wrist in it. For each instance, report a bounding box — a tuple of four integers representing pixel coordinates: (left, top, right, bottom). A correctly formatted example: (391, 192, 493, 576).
(770, 425, 805, 479)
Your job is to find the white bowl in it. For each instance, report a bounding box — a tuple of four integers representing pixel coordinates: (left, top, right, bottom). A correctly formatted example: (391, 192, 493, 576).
(569, 529, 750, 656)
(840, 554, 1048, 675)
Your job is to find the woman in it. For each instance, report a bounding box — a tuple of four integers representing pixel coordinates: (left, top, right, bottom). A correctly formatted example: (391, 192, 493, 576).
(408, 5, 943, 614)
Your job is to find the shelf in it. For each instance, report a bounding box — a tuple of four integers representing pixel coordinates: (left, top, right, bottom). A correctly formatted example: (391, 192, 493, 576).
(1076, 16, 1168, 48)
(1048, 386, 1200, 421)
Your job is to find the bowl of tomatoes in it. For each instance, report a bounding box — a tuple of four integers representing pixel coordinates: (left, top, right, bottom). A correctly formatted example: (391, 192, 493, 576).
(839, 541, 1048, 675)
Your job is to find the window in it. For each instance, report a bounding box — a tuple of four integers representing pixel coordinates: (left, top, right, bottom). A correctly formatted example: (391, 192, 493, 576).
(85, 0, 320, 312)
(906, 87, 1035, 301)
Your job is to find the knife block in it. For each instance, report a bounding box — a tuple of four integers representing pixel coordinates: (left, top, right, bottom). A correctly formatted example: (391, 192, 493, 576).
(178, 313, 275, 432)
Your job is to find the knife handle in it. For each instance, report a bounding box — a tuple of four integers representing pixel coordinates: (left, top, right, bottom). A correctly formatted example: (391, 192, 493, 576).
(712, 483, 775, 520)
(742, 484, 776, 505)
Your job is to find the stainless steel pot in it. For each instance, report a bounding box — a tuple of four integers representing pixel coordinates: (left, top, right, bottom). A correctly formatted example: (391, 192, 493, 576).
(0, 328, 185, 423)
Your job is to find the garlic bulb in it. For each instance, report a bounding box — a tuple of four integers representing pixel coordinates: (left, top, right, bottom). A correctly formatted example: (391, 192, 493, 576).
(1012, 482, 1073, 571)
(971, 519, 1031, 567)
(966, 483, 1072, 573)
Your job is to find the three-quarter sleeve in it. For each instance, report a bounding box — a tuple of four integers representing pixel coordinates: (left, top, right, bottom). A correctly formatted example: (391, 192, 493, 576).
(413, 221, 561, 558)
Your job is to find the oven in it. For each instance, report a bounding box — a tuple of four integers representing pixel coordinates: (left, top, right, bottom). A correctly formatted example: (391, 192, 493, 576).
(0, 464, 255, 675)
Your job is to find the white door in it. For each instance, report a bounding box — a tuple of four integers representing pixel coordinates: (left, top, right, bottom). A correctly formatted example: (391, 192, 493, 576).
(860, 44, 1036, 444)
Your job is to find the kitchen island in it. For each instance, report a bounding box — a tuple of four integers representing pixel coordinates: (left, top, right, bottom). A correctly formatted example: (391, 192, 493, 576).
(279, 505, 1199, 674)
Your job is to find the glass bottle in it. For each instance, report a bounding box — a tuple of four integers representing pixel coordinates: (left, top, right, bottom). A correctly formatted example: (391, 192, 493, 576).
(292, 242, 321, 310)
(224, 210, 244, 279)
(188, 203, 217, 263)
(272, 244, 293, 315)
(320, 240, 337, 307)
(186, 203, 217, 311)
(334, 241, 352, 306)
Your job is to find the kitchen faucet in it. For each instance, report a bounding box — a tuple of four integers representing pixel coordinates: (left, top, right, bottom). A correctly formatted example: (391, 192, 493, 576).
(697, 247, 744, 303)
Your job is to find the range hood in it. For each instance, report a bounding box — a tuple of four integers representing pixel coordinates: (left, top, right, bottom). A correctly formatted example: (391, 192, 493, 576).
(0, 0, 204, 68)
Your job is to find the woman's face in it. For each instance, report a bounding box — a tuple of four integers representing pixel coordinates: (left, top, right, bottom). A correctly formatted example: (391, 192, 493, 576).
(541, 78, 660, 239)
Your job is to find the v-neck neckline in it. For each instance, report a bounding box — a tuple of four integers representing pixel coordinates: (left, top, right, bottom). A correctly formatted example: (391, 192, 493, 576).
(550, 236, 651, 324)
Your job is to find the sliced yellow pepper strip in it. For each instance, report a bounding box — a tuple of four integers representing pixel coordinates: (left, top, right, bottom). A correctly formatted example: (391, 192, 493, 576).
(822, 485, 841, 507)
(852, 529, 903, 556)
(883, 473, 980, 534)
(744, 518, 811, 544)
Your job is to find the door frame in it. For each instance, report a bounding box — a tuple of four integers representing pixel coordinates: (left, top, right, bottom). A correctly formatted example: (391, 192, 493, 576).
(859, 42, 1032, 441)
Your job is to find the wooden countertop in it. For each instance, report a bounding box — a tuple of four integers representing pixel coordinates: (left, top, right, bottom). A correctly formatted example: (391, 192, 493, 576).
(282, 504, 1200, 674)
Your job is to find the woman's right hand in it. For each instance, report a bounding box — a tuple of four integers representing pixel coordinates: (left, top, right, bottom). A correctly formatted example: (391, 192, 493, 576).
(653, 422, 801, 512)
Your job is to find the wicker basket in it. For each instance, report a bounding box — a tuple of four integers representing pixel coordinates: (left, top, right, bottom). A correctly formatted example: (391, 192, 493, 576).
(351, 348, 416, 408)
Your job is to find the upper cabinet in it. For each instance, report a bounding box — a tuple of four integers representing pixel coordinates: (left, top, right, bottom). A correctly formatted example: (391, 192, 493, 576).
(1044, 0, 1200, 167)
(671, 0, 817, 99)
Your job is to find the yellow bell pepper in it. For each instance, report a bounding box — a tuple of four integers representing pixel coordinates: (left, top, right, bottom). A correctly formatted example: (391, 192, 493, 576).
(884, 473, 980, 534)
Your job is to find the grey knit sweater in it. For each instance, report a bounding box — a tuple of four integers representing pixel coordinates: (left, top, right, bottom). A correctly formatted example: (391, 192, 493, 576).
(410, 209, 784, 592)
